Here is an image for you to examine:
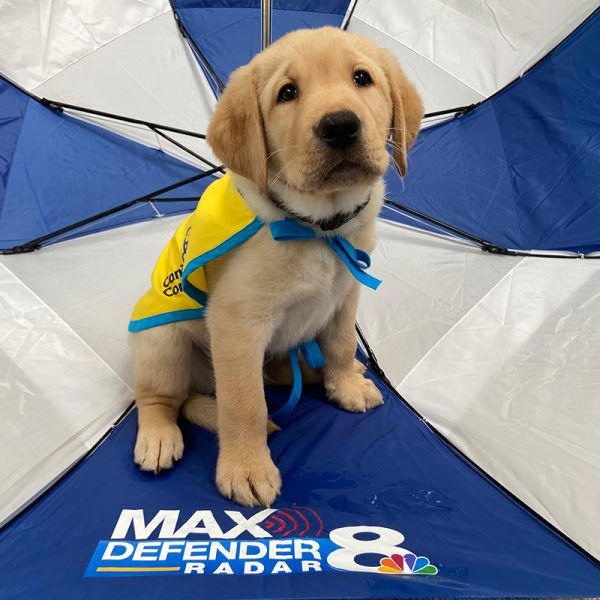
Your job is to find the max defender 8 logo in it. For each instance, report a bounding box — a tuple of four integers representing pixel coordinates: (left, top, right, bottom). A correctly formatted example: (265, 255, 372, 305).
(86, 508, 438, 577)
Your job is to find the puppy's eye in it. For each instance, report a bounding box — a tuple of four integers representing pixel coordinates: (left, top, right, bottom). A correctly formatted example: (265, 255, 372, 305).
(277, 84, 298, 103)
(353, 70, 372, 87)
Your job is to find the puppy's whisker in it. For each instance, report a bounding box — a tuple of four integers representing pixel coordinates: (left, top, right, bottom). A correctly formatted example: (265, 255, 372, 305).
(265, 145, 300, 163)
(271, 165, 287, 185)
(270, 168, 286, 184)
(271, 161, 293, 186)
(386, 139, 404, 150)
(271, 153, 302, 186)
(387, 141, 406, 158)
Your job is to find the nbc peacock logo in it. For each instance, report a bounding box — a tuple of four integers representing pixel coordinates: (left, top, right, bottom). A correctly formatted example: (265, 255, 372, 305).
(378, 552, 438, 575)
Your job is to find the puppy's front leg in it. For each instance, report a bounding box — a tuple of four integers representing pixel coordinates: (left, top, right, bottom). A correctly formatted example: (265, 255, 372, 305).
(319, 284, 383, 412)
(132, 325, 190, 472)
(209, 307, 281, 507)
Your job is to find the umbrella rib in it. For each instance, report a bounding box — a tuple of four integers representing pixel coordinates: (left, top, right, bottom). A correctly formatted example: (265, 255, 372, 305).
(1, 166, 222, 255)
(148, 125, 223, 172)
(384, 199, 504, 250)
(383, 199, 600, 259)
(40, 98, 207, 139)
(170, 1, 225, 94)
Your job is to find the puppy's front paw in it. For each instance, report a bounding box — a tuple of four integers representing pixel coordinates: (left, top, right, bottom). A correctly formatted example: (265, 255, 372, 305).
(216, 448, 281, 507)
(134, 423, 184, 473)
(325, 370, 384, 413)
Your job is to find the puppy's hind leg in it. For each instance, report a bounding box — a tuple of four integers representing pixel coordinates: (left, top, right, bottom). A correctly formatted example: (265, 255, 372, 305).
(131, 325, 192, 473)
(182, 394, 218, 433)
(320, 284, 383, 413)
(183, 394, 281, 435)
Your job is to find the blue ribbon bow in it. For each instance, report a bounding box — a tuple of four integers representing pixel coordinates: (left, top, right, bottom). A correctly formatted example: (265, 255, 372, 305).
(269, 219, 381, 290)
(268, 218, 381, 420)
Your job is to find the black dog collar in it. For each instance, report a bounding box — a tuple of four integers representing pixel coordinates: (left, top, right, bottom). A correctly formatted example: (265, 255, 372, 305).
(267, 188, 370, 232)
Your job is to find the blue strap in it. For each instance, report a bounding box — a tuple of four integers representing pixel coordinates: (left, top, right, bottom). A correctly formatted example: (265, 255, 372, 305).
(300, 339, 324, 370)
(269, 219, 382, 290)
(270, 341, 325, 420)
(271, 350, 303, 420)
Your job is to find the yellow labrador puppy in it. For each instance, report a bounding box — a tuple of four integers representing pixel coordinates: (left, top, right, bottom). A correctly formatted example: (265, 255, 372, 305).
(130, 26, 423, 507)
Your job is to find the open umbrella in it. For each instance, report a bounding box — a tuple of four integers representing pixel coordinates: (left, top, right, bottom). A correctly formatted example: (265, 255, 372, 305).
(1, 2, 599, 598)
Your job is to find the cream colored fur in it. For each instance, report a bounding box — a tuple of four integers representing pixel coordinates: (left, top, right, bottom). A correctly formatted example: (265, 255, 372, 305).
(131, 26, 423, 507)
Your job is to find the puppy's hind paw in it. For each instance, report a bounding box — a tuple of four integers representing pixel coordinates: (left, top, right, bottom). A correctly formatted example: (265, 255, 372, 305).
(134, 423, 184, 473)
(326, 371, 384, 413)
(354, 358, 368, 375)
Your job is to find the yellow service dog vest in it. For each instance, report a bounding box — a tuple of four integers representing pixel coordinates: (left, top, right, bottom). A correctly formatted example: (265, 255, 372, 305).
(129, 173, 262, 332)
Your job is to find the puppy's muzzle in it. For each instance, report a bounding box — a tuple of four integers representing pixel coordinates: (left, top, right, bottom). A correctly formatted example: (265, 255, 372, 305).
(316, 110, 361, 150)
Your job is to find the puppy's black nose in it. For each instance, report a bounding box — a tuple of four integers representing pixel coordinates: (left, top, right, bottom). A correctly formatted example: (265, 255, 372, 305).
(316, 110, 361, 150)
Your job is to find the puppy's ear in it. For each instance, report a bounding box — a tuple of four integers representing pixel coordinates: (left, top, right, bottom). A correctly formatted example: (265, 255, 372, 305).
(207, 64, 268, 190)
(379, 49, 424, 177)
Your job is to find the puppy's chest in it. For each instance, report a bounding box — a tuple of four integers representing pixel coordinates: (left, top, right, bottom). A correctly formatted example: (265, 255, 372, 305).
(268, 239, 354, 351)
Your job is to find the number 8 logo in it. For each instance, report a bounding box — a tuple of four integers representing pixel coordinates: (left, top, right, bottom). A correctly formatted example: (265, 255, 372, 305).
(327, 526, 408, 573)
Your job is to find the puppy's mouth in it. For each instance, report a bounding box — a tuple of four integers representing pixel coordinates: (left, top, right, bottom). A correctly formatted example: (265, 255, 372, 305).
(309, 155, 381, 190)
(268, 145, 385, 194)
(324, 157, 378, 179)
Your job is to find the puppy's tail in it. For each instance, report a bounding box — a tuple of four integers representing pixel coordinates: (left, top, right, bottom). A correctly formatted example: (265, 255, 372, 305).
(181, 394, 281, 435)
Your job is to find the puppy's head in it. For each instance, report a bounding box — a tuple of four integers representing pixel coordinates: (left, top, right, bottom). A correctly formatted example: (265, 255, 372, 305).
(207, 27, 423, 194)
